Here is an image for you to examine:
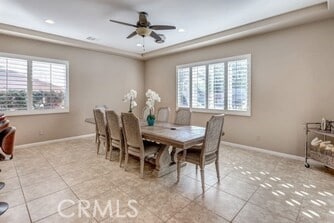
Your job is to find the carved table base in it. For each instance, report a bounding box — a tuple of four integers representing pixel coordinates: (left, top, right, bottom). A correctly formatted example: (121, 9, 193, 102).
(152, 145, 186, 177)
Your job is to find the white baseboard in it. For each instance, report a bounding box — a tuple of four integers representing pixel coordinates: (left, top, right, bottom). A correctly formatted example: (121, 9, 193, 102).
(15, 135, 320, 165)
(15, 133, 95, 149)
(221, 141, 305, 161)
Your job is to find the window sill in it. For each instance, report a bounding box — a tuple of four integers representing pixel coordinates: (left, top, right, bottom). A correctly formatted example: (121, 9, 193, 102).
(190, 108, 251, 117)
(4, 109, 70, 117)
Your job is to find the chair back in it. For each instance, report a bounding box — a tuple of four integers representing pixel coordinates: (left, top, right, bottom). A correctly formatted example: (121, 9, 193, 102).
(175, 108, 191, 125)
(0, 119, 10, 132)
(157, 107, 170, 122)
(105, 110, 121, 141)
(0, 114, 6, 121)
(0, 126, 16, 160)
(142, 105, 152, 120)
(121, 113, 143, 149)
(93, 108, 107, 137)
(202, 114, 224, 156)
(95, 105, 108, 109)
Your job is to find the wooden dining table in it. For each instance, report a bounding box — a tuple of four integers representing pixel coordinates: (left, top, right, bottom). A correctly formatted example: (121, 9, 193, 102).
(85, 117, 206, 177)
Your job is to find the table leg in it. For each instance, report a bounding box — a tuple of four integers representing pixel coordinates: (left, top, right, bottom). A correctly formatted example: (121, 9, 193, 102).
(153, 145, 185, 177)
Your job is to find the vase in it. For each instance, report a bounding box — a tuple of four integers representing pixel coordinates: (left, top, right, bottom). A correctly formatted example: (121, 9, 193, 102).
(147, 116, 155, 126)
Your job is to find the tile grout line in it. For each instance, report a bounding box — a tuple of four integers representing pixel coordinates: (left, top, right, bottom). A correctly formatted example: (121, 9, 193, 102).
(229, 161, 279, 222)
(35, 145, 95, 222)
(11, 139, 333, 223)
(230, 160, 300, 223)
(42, 142, 117, 222)
(46, 146, 162, 222)
(13, 158, 34, 223)
(17, 141, 160, 222)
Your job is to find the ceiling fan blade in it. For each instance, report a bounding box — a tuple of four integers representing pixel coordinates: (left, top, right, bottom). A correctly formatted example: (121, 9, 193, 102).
(150, 31, 162, 41)
(109, 19, 137, 28)
(127, 31, 137, 39)
(149, 25, 176, 30)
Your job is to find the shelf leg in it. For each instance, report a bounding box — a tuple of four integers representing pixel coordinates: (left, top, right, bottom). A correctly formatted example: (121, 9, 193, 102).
(305, 124, 310, 168)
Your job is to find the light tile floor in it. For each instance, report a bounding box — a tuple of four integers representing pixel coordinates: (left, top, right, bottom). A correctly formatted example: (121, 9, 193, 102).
(0, 137, 333, 223)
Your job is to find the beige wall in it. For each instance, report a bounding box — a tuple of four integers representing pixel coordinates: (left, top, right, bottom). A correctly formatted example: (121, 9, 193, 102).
(144, 18, 334, 156)
(0, 35, 145, 145)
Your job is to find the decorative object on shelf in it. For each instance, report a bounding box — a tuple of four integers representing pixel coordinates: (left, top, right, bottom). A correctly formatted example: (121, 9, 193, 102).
(321, 117, 327, 131)
(320, 117, 333, 131)
(145, 89, 161, 126)
(305, 122, 334, 169)
(310, 137, 333, 151)
(311, 137, 322, 146)
(319, 141, 331, 149)
(123, 89, 137, 113)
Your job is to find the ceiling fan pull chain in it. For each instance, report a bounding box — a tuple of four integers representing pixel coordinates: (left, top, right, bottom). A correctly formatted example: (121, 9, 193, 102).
(142, 37, 146, 52)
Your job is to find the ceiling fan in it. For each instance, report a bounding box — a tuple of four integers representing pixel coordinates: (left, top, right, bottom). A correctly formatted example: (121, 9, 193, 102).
(110, 11, 176, 43)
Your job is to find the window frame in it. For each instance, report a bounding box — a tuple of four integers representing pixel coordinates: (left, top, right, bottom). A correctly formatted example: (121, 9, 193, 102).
(0, 52, 70, 116)
(176, 54, 251, 116)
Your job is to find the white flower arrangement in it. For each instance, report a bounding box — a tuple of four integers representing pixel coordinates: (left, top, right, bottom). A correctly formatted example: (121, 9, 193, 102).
(145, 89, 161, 119)
(123, 89, 137, 112)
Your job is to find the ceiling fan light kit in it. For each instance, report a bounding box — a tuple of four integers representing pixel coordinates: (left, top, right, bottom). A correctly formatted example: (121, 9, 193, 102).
(109, 11, 176, 44)
(136, 27, 152, 37)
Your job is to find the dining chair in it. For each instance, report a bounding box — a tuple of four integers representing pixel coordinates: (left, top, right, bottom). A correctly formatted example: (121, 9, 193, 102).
(157, 107, 171, 122)
(94, 105, 108, 143)
(0, 114, 6, 122)
(0, 126, 16, 161)
(121, 112, 162, 178)
(176, 114, 224, 192)
(0, 120, 10, 132)
(175, 108, 191, 125)
(142, 105, 151, 120)
(105, 110, 123, 166)
(93, 108, 109, 158)
(171, 108, 192, 161)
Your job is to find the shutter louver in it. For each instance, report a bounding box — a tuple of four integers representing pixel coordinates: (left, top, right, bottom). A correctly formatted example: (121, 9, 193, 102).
(0, 57, 28, 111)
(191, 65, 206, 109)
(177, 67, 190, 107)
(208, 63, 225, 109)
(227, 59, 248, 111)
(32, 61, 66, 110)
(176, 55, 250, 115)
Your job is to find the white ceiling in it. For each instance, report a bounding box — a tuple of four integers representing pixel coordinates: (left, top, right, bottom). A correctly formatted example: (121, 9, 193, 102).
(0, 0, 331, 56)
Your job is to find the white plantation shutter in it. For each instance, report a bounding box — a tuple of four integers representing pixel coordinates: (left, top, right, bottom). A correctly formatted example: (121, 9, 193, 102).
(176, 54, 250, 115)
(191, 65, 206, 108)
(208, 63, 225, 109)
(0, 57, 28, 111)
(0, 53, 69, 115)
(177, 67, 190, 107)
(227, 59, 248, 111)
(32, 61, 67, 110)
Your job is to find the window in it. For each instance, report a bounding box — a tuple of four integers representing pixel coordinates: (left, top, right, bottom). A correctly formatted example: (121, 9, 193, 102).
(176, 54, 251, 116)
(0, 53, 69, 115)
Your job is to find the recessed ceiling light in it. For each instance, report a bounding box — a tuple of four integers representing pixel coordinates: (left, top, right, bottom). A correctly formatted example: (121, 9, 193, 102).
(136, 43, 143, 47)
(45, 19, 55, 24)
(86, 36, 96, 41)
(178, 28, 185, 32)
